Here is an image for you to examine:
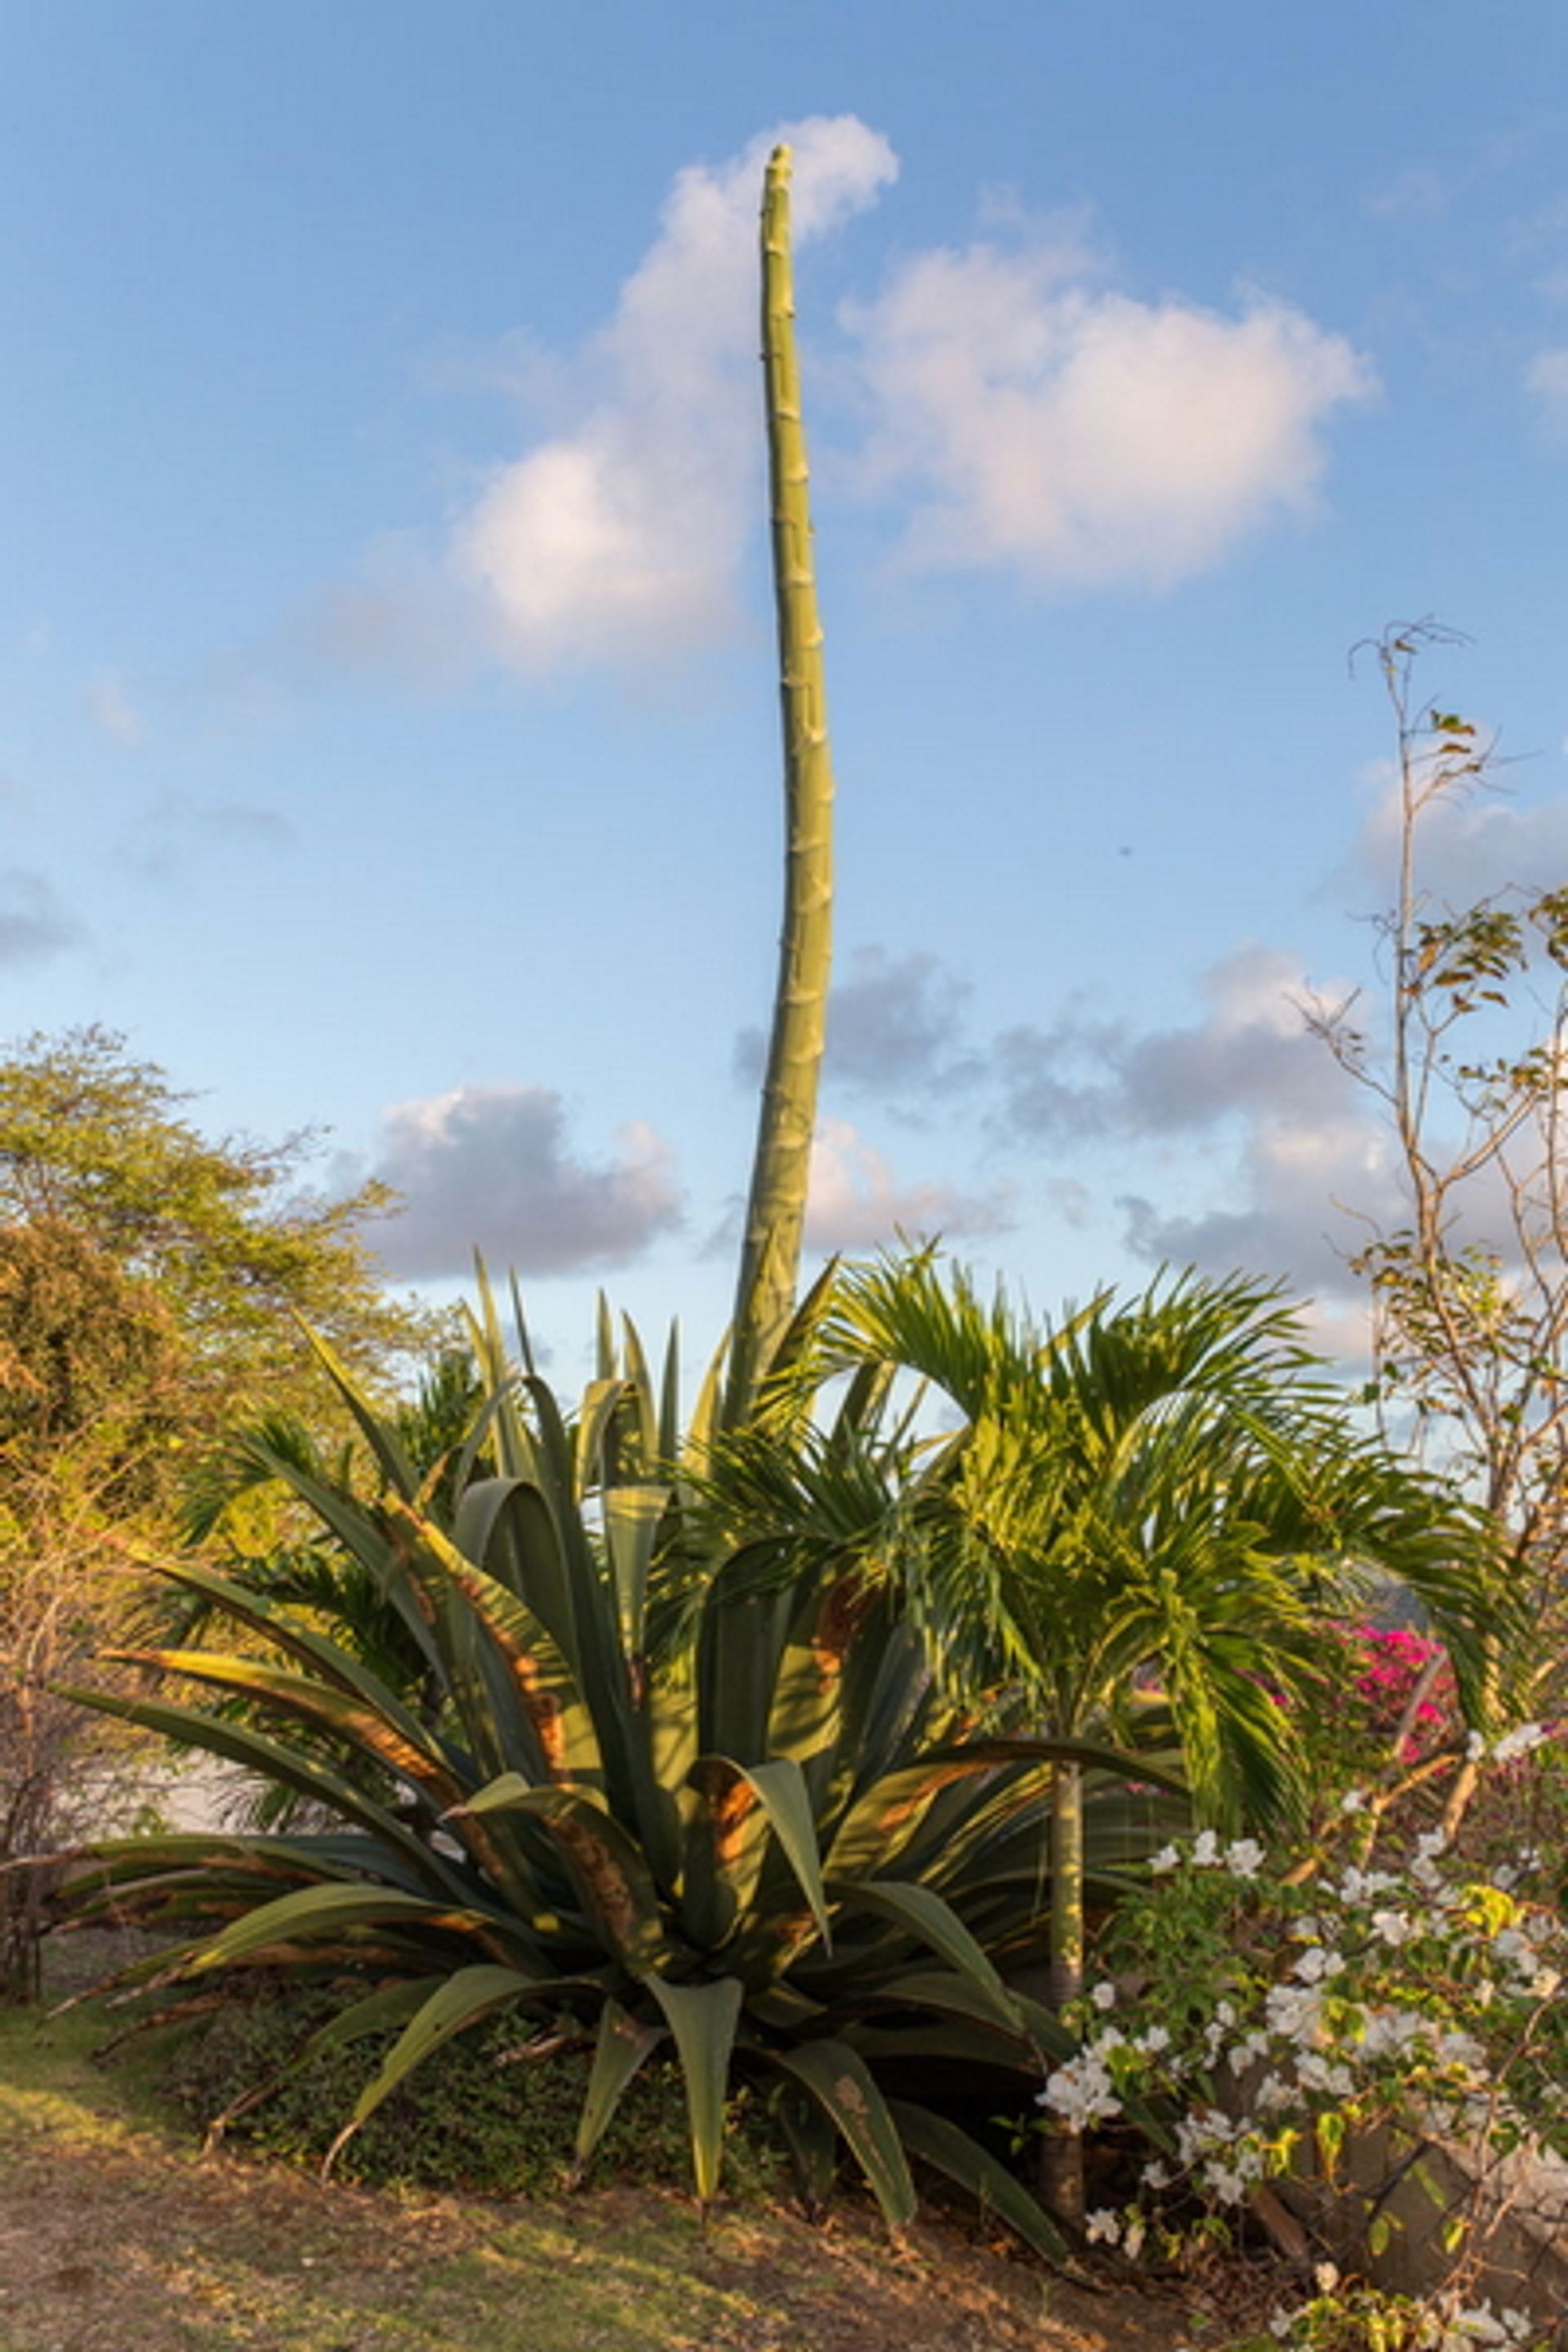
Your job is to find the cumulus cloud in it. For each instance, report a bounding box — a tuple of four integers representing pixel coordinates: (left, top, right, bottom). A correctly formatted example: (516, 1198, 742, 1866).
(0, 869, 79, 965)
(370, 1084, 681, 1278)
(803, 1116, 1013, 1253)
(453, 116, 898, 669)
(1118, 1110, 1396, 1302)
(995, 944, 1348, 1142)
(734, 944, 980, 1097)
(844, 241, 1374, 588)
(987, 944, 1392, 1333)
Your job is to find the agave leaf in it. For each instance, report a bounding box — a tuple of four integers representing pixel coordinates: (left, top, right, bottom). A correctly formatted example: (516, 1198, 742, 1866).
(452, 1780, 667, 1973)
(773, 2080, 837, 2213)
(657, 1321, 682, 1468)
(152, 1559, 447, 1756)
(105, 1649, 466, 1814)
(603, 1484, 670, 1662)
(301, 1325, 421, 1501)
(400, 1499, 595, 1788)
(187, 1882, 528, 1975)
(56, 1687, 466, 1897)
(574, 1377, 626, 1501)
(685, 1754, 831, 1949)
(644, 1974, 743, 2206)
(618, 1315, 662, 1470)
(766, 2037, 917, 2234)
(886, 2100, 1068, 2265)
(572, 1998, 666, 2181)
(323, 1962, 543, 2173)
(842, 2016, 1045, 2068)
(826, 1736, 1186, 1881)
(859, 1967, 1072, 2060)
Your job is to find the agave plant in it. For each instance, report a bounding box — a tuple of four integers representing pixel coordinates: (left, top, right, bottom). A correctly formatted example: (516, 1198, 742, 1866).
(56, 1287, 1185, 2257)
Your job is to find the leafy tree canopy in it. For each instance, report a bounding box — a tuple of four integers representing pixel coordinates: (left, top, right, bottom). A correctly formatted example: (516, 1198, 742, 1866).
(0, 1027, 434, 1461)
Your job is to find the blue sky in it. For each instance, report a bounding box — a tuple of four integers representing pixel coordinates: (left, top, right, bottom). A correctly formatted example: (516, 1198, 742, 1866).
(4, 1, 1567, 1374)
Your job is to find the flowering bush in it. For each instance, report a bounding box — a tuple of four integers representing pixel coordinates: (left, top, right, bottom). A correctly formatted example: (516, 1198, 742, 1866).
(1348, 1626, 1454, 1762)
(1035, 1770, 1568, 2352)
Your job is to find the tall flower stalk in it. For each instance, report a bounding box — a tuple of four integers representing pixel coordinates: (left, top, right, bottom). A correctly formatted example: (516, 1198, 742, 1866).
(724, 144, 835, 1426)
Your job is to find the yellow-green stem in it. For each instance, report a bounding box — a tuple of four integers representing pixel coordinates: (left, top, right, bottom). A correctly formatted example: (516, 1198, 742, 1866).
(724, 144, 835, 1425)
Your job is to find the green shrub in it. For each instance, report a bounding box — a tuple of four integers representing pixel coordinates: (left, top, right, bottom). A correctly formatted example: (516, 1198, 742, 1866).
(163, 1984, 782, 2198)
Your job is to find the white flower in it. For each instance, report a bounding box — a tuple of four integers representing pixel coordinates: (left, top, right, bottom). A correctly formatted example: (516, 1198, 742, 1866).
(1089, 1980, 1117, 2011)
(1137, 2025, 1172, 2056)
(1192, 1829, 1221, 1867)
(1373, 1907, 1414, 1948)
(1293, 1944, 1343, 1984)
(1122, 2215, 1147, 2261)
(1037, 2053, 1123, 2129)
(1493, 1722, 1548, 1765)
(1314, 2261, 1340, 2293)
(1149, 1842, 1181, 1875)
(1467, 1729, 1487, 1762)
(1226, 1837, 1265, 1878)
(1340, 1788, 1365, 1815)
(1141, 2158, 1173, 2188)
(1085, 2207, 1121, 2245)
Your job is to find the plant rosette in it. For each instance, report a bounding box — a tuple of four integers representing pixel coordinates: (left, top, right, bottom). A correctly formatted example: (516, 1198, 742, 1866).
(1039, 1812, 1566, 2344)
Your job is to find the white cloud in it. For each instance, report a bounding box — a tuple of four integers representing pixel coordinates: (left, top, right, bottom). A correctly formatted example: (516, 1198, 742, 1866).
(996, 944, 1349, 1141)
(844, 243, 1374, 588)
(804, 1115, 1011, 1252)
(1526, 348, 1568, 437)
(85, 670, 143, 746)
(453, 116, 898, 669)
(370, 1084, 681, 1278)
(1348, 755, 1568, 908)
(1119, 1109, 1396, 1303)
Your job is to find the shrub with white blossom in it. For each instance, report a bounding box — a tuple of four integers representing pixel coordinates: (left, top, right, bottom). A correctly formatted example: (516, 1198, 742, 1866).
(1036, 1765, 1567, 2352)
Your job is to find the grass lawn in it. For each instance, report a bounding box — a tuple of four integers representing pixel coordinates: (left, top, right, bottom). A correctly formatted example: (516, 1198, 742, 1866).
(0, 1998, 1193, 2352)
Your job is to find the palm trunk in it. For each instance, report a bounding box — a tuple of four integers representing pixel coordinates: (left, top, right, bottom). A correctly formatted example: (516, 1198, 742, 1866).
(724, 144, 835, 1427)
(1039, 1759, 1087, 2228)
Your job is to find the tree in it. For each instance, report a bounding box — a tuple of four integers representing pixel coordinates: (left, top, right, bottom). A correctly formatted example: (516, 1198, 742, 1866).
(725, 145, 837, 1425)
(1310, 623, 1568, 1820)
(0, 1026, 433, 1996)
(0, 1026, 430, 1432)
(755, 1252, 1493, 2220)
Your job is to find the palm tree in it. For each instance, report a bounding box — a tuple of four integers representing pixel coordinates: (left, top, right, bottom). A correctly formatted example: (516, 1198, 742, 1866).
(751, 1253, 1497, 2220)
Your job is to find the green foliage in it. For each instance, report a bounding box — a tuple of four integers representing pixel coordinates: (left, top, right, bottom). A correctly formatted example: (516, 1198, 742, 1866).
(0, 1026, 430, 1434)
(60, 1285, 1159, 2254)
(163, 1984, 782, 2197)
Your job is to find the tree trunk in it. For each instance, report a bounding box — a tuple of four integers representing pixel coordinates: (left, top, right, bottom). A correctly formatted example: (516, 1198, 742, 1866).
(1038, 1759, 1087, 2229)
(724, 144, 835, 1427)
